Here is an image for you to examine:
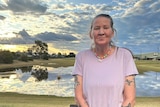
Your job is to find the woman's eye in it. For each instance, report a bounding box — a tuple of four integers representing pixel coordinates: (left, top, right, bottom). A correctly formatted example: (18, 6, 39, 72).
(104, 27, 109, 29)
(94, 27, 100, 30)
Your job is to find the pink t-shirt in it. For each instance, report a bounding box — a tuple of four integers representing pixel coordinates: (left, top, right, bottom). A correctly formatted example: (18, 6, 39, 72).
(72, 47, 138, 107)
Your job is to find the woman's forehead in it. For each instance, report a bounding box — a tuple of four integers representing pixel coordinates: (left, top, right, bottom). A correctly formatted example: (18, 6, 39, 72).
(93, 17, 111, 26)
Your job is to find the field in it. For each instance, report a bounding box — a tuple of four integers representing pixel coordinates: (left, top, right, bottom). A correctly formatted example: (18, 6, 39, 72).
(0, 58, 160, 107)
(0, 92, 75, 107)
(0, 92, 160, 107)
(135, 60, 160, 74)
(0, 58, 160, 74)
(0, 58, 75, 70)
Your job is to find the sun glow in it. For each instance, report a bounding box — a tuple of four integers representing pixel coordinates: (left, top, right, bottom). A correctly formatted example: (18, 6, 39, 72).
(0, 45, 17, 51)
(0, 44, 77, 54)
(4, 45, 17, 50)
(0, 44, 27, 52)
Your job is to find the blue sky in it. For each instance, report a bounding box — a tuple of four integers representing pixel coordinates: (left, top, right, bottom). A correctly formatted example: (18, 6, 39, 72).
(0, 0, 160, 54)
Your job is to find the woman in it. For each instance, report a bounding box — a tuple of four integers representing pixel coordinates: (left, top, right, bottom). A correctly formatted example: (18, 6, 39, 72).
(72, 14, 138, 107)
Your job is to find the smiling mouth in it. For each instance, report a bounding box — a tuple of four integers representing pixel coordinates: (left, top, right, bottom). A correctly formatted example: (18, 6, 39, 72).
(97, 35, 108, 39)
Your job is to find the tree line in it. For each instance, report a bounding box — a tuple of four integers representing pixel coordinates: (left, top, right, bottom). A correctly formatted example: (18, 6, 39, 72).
(0, 40, 75, 64)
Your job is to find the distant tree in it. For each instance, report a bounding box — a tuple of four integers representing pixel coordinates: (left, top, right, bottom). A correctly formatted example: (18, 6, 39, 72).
(13, 51, 21, 59)
(0, 50, 14, 64)
(31, 40, 48, 60)
(18, 53, 28, 62)
(27, 48, 33, 55)
(68, 52, 75, 57)
(57, 52, 62, 58)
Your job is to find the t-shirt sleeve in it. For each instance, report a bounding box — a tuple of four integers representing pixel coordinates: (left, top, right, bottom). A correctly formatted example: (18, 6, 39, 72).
(123, 49, 139, 76)
(72, 52, 83, 76)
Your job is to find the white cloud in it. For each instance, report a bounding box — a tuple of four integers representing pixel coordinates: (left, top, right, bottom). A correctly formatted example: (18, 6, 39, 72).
(149, 1, 160, 12)
(123, 0, 158, 17)
(0, 0, 159, 53)
(0, 0, 7, 6)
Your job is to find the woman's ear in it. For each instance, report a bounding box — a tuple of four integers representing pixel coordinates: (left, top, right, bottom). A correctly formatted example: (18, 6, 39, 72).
(111, 29, 114, 37)
(89, 31, 93, 39)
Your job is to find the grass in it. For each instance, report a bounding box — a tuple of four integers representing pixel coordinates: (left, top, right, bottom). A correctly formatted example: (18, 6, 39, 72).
(135, 60, 160, 74)
(135, 97, 160, 107)
(0, 92, 75, 107)
(0, 58, 75, 72)
(0, 58, 160, 74)
(0, 92, 160, 107)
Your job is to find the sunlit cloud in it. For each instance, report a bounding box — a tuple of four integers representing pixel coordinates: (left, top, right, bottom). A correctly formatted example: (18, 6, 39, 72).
(0, 0, 159, 54)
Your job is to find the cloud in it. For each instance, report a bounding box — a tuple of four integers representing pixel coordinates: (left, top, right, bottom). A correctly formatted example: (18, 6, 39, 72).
(0, 29, 78, 44)
(0, 4, 7, 10)
(6, 0, 47, 13)
(50, 3, 77, 11)
(110, 0, 160, 53)
(35, 32, 78, 41)
(0, 15, 5, 20)
(123, 0, 158, 16)
(0, 0, 159, 54)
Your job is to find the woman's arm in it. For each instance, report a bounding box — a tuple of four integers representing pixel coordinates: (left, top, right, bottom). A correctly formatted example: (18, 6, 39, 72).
(122, 75, 136, 107)
(74, 75, 88, 107)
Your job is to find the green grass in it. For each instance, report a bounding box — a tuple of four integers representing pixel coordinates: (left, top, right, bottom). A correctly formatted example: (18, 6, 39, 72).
(135, 60, 160, 74)
(135, 97, 160, 107)
(0, 58, 159, 74)
(0, 92, 75, 107)
(0, 92, 160, 107)
(0, 58, 75, 71)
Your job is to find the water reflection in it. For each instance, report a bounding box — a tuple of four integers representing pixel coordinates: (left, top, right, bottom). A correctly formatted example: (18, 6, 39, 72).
(15, 65, 69, 82)
(31, 66, 48, 81)
(136, 71, 160, 97)
(0, 66, 74, 97)
(15, 66, 48, 82)
(0, 66, 160, 97)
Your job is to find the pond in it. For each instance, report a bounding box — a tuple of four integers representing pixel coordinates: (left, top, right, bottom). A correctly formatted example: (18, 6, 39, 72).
(0, 66, 160, 97)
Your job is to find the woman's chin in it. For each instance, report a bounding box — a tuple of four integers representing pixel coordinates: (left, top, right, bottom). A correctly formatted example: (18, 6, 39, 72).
(95, 41, 110, 46)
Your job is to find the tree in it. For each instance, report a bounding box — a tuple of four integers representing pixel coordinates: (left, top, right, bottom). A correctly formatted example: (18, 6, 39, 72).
(0, 50, 14, 64)
(31, 66, 48, 81)
(18, 53, 28, 62)
(68, 52, 75, 57)
(31, 40, 48, 60)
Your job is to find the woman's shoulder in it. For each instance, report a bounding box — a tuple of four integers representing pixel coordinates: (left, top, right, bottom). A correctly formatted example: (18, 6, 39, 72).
(76, 49, 92, 57)
(117, 47, 133, 57)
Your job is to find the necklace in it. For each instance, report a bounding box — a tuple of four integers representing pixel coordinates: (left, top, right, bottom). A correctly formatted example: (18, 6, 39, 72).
(94, 46, 111, 62)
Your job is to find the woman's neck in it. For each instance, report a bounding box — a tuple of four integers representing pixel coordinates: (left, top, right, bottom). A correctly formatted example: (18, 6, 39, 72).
(92, 45, 112, 60)
(95, 45, 111, 55)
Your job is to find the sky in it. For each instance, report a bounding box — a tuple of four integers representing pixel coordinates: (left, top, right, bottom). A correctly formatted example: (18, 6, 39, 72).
(0, 0, 160, 54)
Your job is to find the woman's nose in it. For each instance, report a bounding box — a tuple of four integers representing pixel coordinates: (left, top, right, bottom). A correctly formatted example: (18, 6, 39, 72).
(98, 28, 104, 36)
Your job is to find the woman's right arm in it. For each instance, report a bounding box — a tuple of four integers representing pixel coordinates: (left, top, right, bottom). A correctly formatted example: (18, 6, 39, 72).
(74, 75, 88, 107)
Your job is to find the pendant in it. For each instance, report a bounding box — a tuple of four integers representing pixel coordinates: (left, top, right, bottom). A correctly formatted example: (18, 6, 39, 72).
(98, 58, 102, 62)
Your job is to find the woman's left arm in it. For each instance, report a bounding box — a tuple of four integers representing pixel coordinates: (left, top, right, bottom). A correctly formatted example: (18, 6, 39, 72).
(122, 75, 136, 107)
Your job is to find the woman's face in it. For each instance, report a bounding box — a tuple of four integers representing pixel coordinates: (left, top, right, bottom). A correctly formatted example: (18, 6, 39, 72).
(90, 16, 114, 46)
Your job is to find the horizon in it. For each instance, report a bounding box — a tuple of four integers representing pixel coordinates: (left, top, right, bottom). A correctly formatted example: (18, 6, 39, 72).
(0, 0, 160, 54)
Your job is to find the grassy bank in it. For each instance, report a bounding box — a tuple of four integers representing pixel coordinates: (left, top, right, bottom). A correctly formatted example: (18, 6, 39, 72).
(0, 58, 75, 72)
(0, 58, 160, 74)
(0, 92, 75, 107)
(0, 92, 160, 107)
(136, 97, 160, 107)
(135, 60, 160, 74)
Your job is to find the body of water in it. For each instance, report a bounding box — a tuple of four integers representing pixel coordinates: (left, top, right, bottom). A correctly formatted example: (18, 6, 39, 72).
(0, 66, 160, 97)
